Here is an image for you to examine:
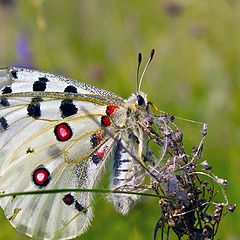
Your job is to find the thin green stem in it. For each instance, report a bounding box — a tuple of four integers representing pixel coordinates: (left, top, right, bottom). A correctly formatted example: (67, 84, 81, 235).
(0, 188, 163, 199)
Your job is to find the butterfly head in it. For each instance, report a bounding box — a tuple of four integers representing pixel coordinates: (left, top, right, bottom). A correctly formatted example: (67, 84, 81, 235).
(125, 92, 148, 111)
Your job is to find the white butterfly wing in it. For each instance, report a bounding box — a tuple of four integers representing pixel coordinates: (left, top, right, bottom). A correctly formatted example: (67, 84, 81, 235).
(1, 137, 116, 239)
(0, 67, 121, 98)
(0, 68, 126, 239)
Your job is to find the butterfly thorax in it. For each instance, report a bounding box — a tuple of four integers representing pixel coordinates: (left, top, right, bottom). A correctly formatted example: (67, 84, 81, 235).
(122, 92, 150, 140)
(108, 92, 151, 215)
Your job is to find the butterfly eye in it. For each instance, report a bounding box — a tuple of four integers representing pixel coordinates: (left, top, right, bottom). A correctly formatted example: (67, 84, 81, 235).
(137, 95, 145, 106)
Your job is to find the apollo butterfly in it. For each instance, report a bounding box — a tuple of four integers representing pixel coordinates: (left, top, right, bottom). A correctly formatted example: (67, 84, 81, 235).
(0, 50, 206, 239)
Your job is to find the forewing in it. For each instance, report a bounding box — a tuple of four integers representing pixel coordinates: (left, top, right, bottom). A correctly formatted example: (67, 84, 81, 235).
(0, 67, 121, 99)
(0, 68, 125, 239)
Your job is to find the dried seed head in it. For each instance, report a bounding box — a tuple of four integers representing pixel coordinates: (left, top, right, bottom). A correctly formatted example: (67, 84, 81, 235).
(228, 203, 237, 213)
(213, 203, 224, 222)
(202, 213, 212, 223)
(192, 145, 198, 154)
(172, 145, 184, 156)
(195, 188, 203, 195)
(203, 225, 213, 238)
(152, 111, 235, 239)
(199, 199, 207, 210)
(200, 160, 212, 170)
(216, 177, 228, 188)
(200, 180, 208, 188)
(170, 129, 183, 143)
(168, 219, 175, 227)
(207, 187, 213, 193)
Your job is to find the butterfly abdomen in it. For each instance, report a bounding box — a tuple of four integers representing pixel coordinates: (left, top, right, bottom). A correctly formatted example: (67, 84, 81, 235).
(108, 138, 144, 215)
(113, 140, 132, 185)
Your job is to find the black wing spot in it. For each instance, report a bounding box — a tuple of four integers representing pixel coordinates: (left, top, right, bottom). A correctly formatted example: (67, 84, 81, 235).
(27, 99, 41, 118)
(33, 77, 49, 91)
(63, 193, 74, 206)
(91, 154, 100, 165)
(90, 132, 104, 148)
(59, 100, 78, 118)
(75, 201, 87, 213)
(0, 117, 9, 130)
(26, 147, 34, 154)
(39, 77, 49, 82)
(0, 98, 10, 107)
(2, 86, 12, 94)
(11, 70, 18, 79)
(11, 195, 16, 202)
(64, 85, 77, 93)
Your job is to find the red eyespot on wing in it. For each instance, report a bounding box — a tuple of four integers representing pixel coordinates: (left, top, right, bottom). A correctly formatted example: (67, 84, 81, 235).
(91, 146, 107, 165)
(54, 123, 73, 141)
(32, 166, 51, 188)
(97, 150, 104, 159)
(106, 105, 119, 116)
(101, 116, 111, 127)
(90, 131, 104, 148)
(95, 131, 104, 141)
(63, 193, 74, 206)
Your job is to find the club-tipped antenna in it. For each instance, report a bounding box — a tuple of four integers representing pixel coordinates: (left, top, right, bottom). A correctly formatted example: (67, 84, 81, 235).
(136, 52, 142, 93)
(137, 49, 155, 93)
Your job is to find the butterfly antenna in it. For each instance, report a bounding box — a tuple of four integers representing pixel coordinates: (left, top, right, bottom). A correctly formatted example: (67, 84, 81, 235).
(136, 52, 142, 93)
(137, 49, 155, 93)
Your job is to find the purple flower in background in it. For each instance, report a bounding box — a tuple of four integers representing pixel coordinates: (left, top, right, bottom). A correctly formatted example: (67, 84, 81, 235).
(13, 33, 34, 68)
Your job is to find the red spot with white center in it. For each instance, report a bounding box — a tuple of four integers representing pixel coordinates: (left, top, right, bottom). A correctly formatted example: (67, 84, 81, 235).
(106, 105, 119, 116)
(54, 123, 73, 141)
(101, 116, 111, 127)
(32, 166, 51, 188)
(63, 193, 74, 206)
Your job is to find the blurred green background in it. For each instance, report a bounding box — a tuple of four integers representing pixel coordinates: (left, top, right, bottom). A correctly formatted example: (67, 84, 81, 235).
(0, 0, 239, 239)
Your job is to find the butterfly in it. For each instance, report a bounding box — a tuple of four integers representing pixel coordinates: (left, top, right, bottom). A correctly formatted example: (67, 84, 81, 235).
(0, 50, 206, 240)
